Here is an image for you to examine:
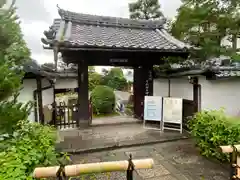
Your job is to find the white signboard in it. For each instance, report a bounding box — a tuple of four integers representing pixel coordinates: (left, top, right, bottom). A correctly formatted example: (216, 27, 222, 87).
(144, 96, 162, 121)
(143, 96, 162, 131)
(163, 97, 183, 133)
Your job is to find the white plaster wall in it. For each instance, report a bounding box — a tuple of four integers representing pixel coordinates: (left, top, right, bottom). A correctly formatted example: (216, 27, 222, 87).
(153, 77, 193, 100)
(41, 78, 53, 106)
(18, 78, 54, 122)
(199, 77, 240, 116)
(18, 79, 37, 122)
(170, 77, 193, 100)
(55, 78, 78, 89)
(154, 76, 240, 117)
(153, 78, 169, 97)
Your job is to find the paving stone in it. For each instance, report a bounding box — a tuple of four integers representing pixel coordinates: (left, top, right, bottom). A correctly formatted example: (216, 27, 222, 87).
(172, 154, 201, 164)
(125, 150, 151, 159)
(146, 174, 178, 180)
(58, 122, 188, 152)
(63, 123, 228, 180)
(137, 164, 170, 179)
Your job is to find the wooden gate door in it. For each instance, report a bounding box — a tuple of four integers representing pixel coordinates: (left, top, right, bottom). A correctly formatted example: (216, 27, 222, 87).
(55, 102, 78, 129)
(182, 99, 197, 130)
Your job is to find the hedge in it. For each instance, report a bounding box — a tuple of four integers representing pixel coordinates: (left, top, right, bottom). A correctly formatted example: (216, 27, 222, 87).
(188, 109, 240, 162)
(90, 85, 115, 114)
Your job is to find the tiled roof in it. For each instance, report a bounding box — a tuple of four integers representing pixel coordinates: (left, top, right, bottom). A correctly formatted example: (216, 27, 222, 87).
(23, 59, 57, 79)
(162, 58, 240, 78)
(57, 8, 165, 29)
(42, 8, 191, 51)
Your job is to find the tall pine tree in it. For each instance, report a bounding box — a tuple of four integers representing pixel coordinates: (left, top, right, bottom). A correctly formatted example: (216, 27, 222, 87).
(129, 0, 163, 20)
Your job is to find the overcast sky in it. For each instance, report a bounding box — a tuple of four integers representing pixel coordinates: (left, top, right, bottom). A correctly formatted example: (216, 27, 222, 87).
(14, 0, 182, 68)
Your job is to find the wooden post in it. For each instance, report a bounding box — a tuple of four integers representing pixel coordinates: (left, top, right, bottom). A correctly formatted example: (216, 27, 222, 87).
(77, 60, 89, 126)
(220, 144, 240, 179)
(33, 158, 154, 178)
(145, 65, 153, 96)
(133, 65, 153, 120)
(77, 62, 81, 127)
(36, 75, 44, 124)
(192, 77, 199, 112)
(168, 78, 171, 97)
(133, 66, 144, 119)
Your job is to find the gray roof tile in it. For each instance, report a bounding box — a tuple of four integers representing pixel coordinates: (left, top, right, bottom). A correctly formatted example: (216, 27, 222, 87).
(58, 8, 166, 29)
(67, 23, 179, 49)
(43, 8, 191, 51)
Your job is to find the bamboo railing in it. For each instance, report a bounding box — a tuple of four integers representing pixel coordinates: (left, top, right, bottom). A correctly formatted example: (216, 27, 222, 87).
(220, 145, 240, 179)
(33, 156, 154, 180)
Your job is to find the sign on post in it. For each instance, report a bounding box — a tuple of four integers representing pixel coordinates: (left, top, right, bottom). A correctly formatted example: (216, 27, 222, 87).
(162, 97, 183, 133)
(143, 96, 163, 130)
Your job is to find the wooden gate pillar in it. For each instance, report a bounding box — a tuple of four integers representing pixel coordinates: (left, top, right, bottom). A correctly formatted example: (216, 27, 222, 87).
(77, 60, 89, 126)
(133, 65, 153, 119)
(190, 76, 200, 112)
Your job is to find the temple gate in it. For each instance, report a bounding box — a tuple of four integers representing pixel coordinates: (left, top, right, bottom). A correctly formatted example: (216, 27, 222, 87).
(41, 7, 189, 127)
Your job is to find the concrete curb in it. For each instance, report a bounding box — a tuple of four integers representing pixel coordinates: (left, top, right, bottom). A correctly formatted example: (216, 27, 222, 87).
(62, 136, 190, 154)
(90, 121, 142, 127)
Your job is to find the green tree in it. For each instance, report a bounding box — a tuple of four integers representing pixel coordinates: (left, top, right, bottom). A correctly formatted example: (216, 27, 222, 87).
(88, 66, 95, 73)
(171, 0, 240, 62)
(129, 0, 163, 20)
(0, 3, 60, 179)
(88, 72, 103, 91)
(102, 67, 128, 91)
(0, 0, 31, 134)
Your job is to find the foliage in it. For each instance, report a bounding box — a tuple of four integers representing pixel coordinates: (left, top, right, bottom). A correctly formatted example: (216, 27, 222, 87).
(88, 71, 103, 91)
(102, 67, 128, 91)
(90, 85, 116, 115)
(0, 0, 30, 101)
(188, 109, 240, 162)
(171, 0, 240, 62)
(0, 93, 32, 135)
(125, 108, 133, 116)
(0, 1, 31, 135)
(93, 111, 120, 118)
(0, 121, 59, 180)
(129, 0, 163, 20)
(0, 2, 61, 180)
(88, 66, 95, 73)
(125, 104, 134, 116)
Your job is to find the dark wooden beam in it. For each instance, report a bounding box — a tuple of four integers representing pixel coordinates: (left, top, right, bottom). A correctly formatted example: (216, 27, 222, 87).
(133, 65, 153, 120)
(33, 91, 38, 123)
(133, 67, 144, 119)
(77, 60, 89, 125)
(61, 50, 187, 66)
(52, 85, 57, 127)
(36, 75, 44, 124)
(192, 77, 199, 112)
(77, 63, 81, 127)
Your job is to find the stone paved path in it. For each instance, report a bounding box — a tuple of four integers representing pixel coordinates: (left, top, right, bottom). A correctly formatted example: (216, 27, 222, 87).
(69, 139, 229, 180)
(91, 116, 138, 126)
(57, 123, 189, 152)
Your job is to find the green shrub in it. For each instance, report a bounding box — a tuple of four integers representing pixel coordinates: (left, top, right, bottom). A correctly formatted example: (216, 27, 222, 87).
(0, 121, 59, 180)
(125, 108, 133, 116)
(91, 85, 115, 114)
(188, 109, 240, 162)
(126, 103, 133, 110)
(0, 94, 32, 135)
